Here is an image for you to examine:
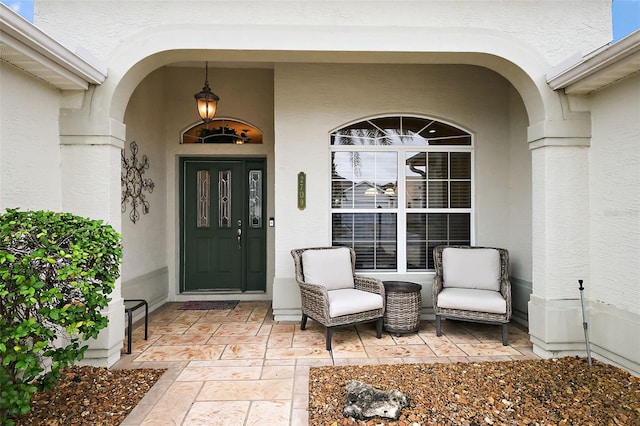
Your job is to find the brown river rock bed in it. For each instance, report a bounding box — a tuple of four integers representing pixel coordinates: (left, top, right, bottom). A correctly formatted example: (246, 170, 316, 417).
(8, 357, 640, 425)
(309, 357, 640, 426)
(13, 365, 165, 426)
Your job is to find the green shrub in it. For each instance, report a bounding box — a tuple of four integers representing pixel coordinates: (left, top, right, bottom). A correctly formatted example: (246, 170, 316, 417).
(0, 209, 122, 423)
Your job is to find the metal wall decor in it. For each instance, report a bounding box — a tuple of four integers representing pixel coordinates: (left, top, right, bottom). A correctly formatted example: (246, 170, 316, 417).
(121, 141, 155, 223)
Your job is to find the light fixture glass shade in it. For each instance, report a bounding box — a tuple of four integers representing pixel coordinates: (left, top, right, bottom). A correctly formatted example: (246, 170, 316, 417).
(194, 83, 219, 123)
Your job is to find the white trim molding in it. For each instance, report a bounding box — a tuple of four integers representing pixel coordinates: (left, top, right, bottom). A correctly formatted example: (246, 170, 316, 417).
(547, 30, 640, 95)
(0, 3, 107, 90)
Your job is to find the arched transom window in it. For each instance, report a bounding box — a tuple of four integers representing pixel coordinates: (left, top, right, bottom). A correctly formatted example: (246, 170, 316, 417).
(182, 119, 263, 144)
(330, 116, 473, 272)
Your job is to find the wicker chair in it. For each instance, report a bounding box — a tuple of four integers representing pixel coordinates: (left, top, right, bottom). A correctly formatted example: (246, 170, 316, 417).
(291, 247, 385, 350)
(432, 245, 512, 345)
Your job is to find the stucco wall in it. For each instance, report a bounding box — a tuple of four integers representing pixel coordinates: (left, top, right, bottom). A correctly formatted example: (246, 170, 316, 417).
(508, 87, 532, 279)
(0, 63, 63, 211)
(528, 72, 639, 375)
(589, 73, 640, 314)
(272, 63, 530, 316)
(34, 1, 611, 68)
(122, 68, 167, 279)
(120, 68, 169, 306)
(508, 86, 533, 324)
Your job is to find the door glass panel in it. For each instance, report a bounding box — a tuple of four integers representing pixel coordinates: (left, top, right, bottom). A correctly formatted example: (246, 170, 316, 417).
(196, 170, 210, 228)
(218, 170, 231, 228)
(249, 170, 262, 228)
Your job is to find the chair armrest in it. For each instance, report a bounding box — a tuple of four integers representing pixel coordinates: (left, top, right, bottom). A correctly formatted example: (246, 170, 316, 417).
(354, 275, 385, 298)
(298, 281, 329, 299)
(500, 277, 511, 297)
(432, 274, 444, 303)
(500, 277, 512, 319)
(298, 281, 331, 320)
(498, 248, 512, 320)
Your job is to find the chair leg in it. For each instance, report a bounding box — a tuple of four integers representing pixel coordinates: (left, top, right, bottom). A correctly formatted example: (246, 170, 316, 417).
(300, 313, 308, 330)
(376, 318, 383, 338)
(435, 315, 442, 336)
(325, 328, 332, 351)
(502, 324, 509, 346)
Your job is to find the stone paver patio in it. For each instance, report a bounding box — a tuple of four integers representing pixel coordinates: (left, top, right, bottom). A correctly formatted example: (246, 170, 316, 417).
(114, 301, 536, 425)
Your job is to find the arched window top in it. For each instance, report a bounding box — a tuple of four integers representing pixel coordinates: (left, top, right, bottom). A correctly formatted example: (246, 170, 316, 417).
(182, 119, 263, 144)
(331, 116, 471, 147)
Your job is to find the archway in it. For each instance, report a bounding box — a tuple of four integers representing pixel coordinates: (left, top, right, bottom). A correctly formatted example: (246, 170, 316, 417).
(59, 24, 568, 365)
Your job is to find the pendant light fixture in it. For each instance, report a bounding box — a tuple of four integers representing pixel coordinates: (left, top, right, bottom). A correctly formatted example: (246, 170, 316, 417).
(194, 62, 219, 125)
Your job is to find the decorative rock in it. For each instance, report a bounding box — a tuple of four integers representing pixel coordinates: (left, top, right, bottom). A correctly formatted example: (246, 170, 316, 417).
(343, 380, 409, 420)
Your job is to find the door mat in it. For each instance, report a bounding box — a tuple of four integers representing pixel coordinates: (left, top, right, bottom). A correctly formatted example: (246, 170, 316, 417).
(178, 300, 239, 310)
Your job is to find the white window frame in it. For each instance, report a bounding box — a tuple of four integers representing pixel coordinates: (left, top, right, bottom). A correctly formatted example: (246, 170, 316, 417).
(329, 115, 475, 273)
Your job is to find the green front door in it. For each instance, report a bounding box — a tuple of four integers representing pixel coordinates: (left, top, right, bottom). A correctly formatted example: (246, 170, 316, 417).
(181, 158, 266, 292)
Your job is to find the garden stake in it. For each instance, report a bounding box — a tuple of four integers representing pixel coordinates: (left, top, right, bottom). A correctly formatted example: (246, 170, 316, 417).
(578, 279, 592, 366)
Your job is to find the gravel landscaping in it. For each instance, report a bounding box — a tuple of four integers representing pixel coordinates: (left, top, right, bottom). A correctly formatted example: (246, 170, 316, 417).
(13, 366, 165, 425)
(8, 357, 639, 425)
(309, 357, 640, 425)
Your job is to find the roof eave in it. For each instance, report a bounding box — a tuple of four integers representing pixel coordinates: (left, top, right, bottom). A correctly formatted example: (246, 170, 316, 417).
(547, 30, 640, 95)
(0, 3, 107, 90)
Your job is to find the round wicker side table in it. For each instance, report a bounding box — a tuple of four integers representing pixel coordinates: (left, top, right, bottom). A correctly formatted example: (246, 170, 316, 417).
(383, 281, 423, 336)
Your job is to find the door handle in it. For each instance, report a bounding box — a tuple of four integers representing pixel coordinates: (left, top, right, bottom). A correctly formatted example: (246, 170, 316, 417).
(236, 219, 242, 249)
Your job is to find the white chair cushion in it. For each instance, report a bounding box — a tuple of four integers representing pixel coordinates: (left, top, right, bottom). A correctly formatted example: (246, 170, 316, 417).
(327, 289, 384, 318)
(442, 248, 501, 291)
(436, 288, 506, 314)
(302, 247, 354, 290)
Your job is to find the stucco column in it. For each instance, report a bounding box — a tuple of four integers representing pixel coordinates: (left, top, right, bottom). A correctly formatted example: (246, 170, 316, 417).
(59, 115, 126, 367)
(527, 118, 592, 358)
